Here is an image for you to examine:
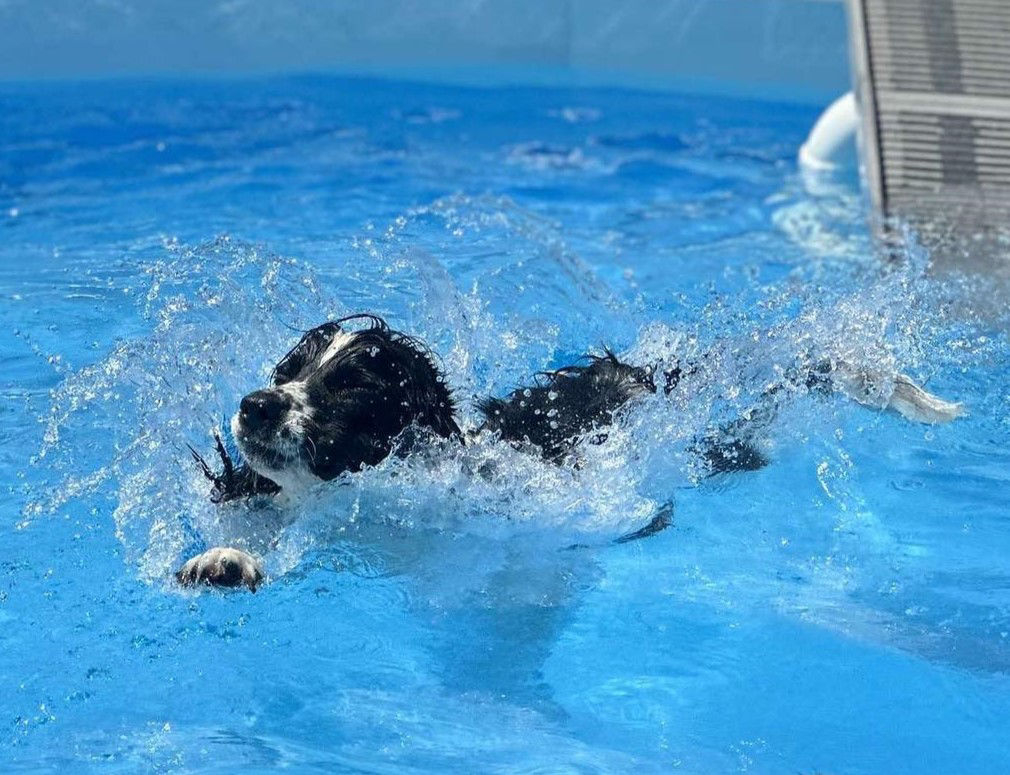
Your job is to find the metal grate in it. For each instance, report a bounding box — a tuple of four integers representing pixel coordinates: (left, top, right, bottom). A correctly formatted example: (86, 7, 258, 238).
(848, 0, 1010, 226)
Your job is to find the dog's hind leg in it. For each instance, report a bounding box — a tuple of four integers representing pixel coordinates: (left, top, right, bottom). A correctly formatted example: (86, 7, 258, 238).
(700, 435, 769, 474)
(692, 382, 790, 476)
(614, 501, 674, 544)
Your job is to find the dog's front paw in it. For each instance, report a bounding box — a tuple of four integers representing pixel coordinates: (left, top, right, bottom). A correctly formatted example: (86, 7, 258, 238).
(175, 547, 264, 592)
(188, 432, 281, 503)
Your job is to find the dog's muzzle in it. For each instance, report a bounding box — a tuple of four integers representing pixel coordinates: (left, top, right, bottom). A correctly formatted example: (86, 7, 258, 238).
(238, 389, 292, 433)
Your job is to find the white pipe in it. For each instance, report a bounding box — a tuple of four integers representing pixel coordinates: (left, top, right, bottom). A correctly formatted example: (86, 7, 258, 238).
(798, 91, 858, 173)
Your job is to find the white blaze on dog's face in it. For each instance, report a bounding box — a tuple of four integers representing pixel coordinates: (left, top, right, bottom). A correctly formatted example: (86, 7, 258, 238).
(230, 381, 319, 494)
(231, 317, 460, 493)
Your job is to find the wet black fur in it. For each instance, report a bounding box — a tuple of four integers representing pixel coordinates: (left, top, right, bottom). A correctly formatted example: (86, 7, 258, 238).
(478, 350, 767, 474)
(193, 315, 460, 502)
(192, 316, 767, 507)
(269, 315, 461, 480)
(477, 351, 656, 463)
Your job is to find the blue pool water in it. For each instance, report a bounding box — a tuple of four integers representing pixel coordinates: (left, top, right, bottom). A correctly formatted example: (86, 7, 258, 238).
(2, 74, 1009, 773)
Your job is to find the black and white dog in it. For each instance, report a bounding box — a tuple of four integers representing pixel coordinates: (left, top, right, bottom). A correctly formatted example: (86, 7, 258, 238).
(177, 314, 963, 591)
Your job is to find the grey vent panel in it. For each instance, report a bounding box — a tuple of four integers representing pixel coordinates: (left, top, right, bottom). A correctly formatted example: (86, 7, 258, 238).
(848, 0, 1010, 227)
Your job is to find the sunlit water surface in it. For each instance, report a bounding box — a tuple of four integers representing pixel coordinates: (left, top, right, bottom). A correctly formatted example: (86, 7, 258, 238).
(2, 75, 1009, 774)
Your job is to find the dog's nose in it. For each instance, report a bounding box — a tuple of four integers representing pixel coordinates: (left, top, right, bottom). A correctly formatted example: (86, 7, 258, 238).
(239, 390, 289, 432)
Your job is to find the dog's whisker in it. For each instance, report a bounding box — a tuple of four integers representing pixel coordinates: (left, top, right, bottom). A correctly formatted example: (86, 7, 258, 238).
(304, 434, 318, 465)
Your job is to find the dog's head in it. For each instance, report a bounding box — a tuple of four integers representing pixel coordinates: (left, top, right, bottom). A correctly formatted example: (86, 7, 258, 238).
(232, 315, 460, 490)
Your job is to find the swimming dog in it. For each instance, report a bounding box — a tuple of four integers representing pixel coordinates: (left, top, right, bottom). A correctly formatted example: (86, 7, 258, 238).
(177, 314, 963, 590)
(190, 315, 461, 503)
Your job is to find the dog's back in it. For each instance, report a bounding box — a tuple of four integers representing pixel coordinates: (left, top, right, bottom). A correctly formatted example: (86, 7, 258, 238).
(477, 351, 656, 462)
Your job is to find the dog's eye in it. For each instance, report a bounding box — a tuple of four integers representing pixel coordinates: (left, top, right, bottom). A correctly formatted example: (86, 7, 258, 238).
(323, 371, 341, 390)
(272, 323, 341, 385)
(323, 362, 375, 392)
(323, 366, 354, 390)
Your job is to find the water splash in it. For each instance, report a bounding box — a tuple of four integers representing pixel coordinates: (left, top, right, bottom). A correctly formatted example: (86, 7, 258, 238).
(24, 197, 980, 601)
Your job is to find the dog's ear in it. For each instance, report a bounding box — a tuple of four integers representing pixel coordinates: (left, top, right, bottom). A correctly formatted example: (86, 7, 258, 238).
(272, 322, 342, 385)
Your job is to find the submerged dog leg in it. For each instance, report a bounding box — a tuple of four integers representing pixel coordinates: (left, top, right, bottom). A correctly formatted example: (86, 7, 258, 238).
(614, 501, 674, 544)
(692, 384, 787, 476)
(699, 435, 769, 474)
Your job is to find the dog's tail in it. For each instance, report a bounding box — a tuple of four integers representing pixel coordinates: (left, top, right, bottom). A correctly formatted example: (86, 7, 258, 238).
(831, 361, 965, 424)
(887, 373, 965, 423)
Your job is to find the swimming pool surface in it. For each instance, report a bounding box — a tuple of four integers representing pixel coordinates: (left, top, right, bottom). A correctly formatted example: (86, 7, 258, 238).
(2, 75, 1008, 774)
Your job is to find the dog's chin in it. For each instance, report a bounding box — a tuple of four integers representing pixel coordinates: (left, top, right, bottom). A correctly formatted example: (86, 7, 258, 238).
(230, 413, 315, 493)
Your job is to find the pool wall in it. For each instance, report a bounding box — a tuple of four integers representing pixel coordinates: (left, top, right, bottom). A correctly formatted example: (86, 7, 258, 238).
(0, 0, 849, 102)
